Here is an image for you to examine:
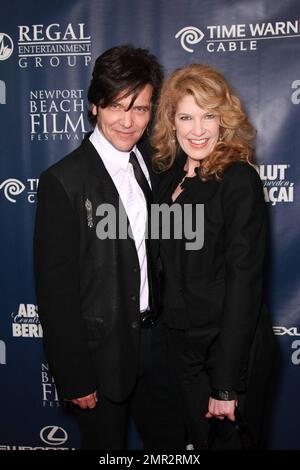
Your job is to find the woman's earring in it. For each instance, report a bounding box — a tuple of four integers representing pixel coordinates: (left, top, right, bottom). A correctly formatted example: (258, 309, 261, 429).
(172, 130, 176, 143)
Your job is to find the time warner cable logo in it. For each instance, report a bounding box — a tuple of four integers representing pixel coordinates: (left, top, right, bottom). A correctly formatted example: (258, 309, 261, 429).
(175, 20, 300, 53)
(0, 178, 38, 203)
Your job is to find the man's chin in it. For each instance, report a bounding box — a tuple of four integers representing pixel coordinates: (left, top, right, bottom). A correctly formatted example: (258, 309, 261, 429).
(115, 141, 137, 152)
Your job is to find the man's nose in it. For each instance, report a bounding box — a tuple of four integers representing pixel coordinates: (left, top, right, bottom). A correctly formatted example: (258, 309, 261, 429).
(121, 110, 133, 128)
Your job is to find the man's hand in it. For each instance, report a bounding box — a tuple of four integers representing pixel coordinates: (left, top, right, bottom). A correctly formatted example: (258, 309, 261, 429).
(205, 397, 237, 421)
(71, 391, 98, 409)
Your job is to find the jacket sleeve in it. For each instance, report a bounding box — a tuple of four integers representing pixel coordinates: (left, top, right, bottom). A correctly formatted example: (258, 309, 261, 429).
(210, 164, 267, 392)
(34, 171, 97, 399)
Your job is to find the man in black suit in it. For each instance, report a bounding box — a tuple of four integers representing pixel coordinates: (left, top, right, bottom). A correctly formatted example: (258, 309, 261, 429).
(34, 45, 184, 450)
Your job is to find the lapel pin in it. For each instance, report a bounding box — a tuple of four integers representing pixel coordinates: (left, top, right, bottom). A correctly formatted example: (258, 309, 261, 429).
(85, 198, 93, 228)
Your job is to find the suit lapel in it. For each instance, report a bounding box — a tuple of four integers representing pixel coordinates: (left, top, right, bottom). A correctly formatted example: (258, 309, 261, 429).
(81, 137, 137, 252)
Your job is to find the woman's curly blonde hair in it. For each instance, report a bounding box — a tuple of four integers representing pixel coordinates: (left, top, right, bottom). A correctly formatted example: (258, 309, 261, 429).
(152, 63, 256, 180)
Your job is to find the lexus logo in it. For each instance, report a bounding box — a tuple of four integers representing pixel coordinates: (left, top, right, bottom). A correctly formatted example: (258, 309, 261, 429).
(40, 425, 68, 445)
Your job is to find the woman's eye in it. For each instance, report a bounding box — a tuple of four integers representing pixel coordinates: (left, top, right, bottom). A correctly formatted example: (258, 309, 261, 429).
(179, 115, 191, 120)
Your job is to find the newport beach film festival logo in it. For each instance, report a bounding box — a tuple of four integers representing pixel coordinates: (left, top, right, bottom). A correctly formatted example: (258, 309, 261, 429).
(29, 89, 88, 142)
(41, 363, 72, 408)
(175, 19, 300, 53)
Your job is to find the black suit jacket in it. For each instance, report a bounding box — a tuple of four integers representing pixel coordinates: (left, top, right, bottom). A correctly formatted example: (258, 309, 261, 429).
(158, 160, 274, 393)
(34, 137, 159, 402)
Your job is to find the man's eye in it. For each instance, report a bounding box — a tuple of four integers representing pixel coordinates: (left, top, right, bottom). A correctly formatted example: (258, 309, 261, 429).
(135, 107, 148, 113)
(111, 103, 121, 110)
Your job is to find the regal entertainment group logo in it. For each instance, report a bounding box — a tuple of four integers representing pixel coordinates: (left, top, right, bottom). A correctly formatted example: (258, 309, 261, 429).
(11, 303, 43, 338)
(17, 23, 91, 68)
(29, 89, 88, 142)
(0, 33, 14, 60)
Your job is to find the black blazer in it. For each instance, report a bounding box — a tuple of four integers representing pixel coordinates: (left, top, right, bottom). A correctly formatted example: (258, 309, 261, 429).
(34, 137, 159, 402)
(158, 160, 274, 393)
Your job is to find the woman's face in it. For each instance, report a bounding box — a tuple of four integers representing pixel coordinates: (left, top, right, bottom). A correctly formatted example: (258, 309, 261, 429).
(174, 94, 220, 163)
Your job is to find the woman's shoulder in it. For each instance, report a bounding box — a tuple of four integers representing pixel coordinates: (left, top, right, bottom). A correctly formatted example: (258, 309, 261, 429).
(222, 161, 262, 188)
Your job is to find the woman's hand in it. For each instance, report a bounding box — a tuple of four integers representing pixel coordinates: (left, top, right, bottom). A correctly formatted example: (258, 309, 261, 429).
(205, 397, 237, 421)
(71, 391, 98, 409)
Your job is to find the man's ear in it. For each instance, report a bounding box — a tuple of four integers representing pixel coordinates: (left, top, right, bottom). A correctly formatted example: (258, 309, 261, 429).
(91, 104, 97, 116)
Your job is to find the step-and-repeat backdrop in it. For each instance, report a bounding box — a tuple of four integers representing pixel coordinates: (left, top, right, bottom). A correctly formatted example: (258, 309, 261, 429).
(0, 0, 299, 450)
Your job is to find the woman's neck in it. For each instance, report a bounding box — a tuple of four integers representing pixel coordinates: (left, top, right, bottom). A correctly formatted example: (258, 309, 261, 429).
(184, 158, 201, 177)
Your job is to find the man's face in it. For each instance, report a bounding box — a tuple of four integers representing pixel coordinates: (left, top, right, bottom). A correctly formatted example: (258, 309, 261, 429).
(92, 84, 153, 152)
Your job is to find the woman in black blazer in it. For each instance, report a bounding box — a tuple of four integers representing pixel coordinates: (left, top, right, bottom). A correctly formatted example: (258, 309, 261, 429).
(151, 64, 275, 449)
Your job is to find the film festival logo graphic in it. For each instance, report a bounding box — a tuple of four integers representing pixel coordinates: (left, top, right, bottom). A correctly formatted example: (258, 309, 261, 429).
(41, 363, 73, 409)
(175, 19, 300, 53)
(11, 303, 43, 338)
(29, 89, 88, 142)
(17, 23, 91, 68)
(255, 164, 294, 206)
(0, 33, 14, 60)
(0, 177, 38, 203)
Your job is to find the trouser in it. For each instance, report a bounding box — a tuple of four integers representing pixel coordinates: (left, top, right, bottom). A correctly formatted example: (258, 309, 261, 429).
(166, 326, 248, 450)
(75, 319, 185, 450)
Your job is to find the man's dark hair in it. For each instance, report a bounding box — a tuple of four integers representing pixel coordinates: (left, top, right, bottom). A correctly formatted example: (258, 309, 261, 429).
(87, 45, 163, 126)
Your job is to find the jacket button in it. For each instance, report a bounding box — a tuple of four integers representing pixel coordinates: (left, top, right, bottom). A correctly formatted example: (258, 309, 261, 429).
(131, 321, 138, 329)
(133, 267, 138, 273)
(131, 295, 137, 302)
